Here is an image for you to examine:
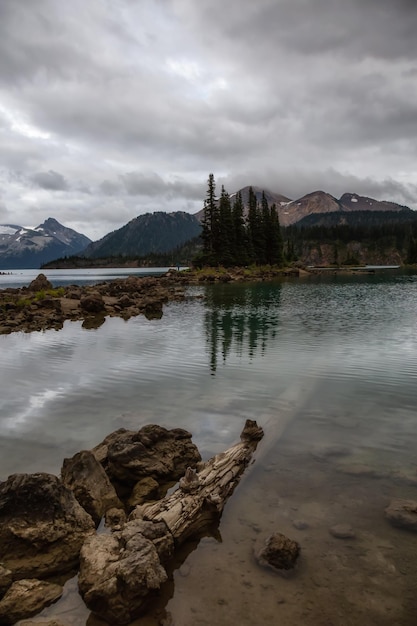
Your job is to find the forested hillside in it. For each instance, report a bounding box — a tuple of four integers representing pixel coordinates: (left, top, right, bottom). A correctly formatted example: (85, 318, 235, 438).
(284, 210, 417, 265)
(83, 211, 201, 258)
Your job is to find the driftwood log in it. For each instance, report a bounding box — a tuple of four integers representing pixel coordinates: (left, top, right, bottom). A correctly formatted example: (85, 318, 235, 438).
(137, 419, 264, 544)
(78, 419, 264, 624)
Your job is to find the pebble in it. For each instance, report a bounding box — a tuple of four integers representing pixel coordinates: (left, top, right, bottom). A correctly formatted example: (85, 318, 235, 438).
(329, 524, 356, 539)
(293, 519, 309, 530)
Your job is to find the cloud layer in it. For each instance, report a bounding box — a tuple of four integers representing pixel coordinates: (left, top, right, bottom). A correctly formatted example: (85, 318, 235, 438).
(0, 0, 416, 239)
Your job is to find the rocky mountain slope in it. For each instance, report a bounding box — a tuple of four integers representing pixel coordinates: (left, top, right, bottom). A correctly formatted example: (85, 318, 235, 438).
(29, 188, 415, 269)
(268, 190, 412, 226)
(0, 218, 91, 269)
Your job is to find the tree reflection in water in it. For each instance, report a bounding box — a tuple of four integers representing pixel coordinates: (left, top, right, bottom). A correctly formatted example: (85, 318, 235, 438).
(203, 282, 282, 374)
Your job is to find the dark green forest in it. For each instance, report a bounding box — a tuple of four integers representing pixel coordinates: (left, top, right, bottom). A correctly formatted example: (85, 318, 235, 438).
(285, 211, 417, 264)
(197, 174, 284, 267)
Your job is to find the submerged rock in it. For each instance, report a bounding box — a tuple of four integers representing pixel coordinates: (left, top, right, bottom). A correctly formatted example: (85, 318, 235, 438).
(329, 524, 356, 539)
(0, 473, 95, 578)
(255, 532, 300, 573)
(385, 499, 417, 532)
(292, 519, 309, 531)
(0, 579, 62, 625)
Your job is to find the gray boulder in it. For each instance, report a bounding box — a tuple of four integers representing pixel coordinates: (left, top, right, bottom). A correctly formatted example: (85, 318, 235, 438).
(61, 450, 123, 526)
(79, 519, 173, 624)
(0, 473, 95, 578)
(0, 579, 62, 625)
(80, 293, 105, 313)
(93, 425, 201, 486)
(27, 274, 52, 292)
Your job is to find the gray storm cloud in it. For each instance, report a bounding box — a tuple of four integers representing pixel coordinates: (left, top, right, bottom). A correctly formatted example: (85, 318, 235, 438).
(31, 170, 68, 191)
(0, 0, 415, 239)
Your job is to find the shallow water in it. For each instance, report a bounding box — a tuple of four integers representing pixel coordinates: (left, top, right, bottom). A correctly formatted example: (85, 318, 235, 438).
(1, 271, 417, 624)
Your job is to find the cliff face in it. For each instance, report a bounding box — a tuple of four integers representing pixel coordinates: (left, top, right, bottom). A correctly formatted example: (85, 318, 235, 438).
(299, 241, 404, 266)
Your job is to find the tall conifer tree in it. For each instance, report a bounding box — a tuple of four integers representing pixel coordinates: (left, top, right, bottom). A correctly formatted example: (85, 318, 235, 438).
(232, 191, 248, 265)
(247, 186, 258, 263)
(260, 191, 271, 265)
(218, 185, 234, 266)
(201, 173, 217, 262)
(269, 203, 284, 265)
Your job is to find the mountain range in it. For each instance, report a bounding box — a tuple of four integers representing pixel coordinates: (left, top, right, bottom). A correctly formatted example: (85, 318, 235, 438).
(1, 188, 415, 269)
(0, 218, 91, 269)
(83, 188, 414, 260)
(221, 187, 413, 226)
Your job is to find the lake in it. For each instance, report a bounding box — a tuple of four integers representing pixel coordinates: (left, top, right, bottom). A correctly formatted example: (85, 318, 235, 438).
(1, 269, 417, 625)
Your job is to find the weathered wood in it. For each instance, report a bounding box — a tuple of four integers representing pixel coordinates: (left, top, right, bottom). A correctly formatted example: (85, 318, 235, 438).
(136, 419, 264, 544)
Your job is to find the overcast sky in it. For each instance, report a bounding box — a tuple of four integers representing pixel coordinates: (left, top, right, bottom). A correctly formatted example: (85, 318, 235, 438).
(0, 0, 416, 240)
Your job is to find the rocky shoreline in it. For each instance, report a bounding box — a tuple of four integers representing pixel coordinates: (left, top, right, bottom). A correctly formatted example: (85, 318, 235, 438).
(0, 268, 302, 336)
(0, 272, 189, 335)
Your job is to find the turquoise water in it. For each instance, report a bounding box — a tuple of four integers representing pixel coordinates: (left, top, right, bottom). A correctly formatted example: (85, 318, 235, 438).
(1, 271, 417, 625)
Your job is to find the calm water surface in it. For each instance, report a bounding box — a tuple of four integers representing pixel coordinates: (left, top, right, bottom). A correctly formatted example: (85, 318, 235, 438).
(1, 271, 417, 625)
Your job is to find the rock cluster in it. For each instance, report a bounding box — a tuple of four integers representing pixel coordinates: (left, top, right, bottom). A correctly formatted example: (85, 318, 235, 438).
(0, 274, 186, 335)
(0, 424, 201, 624)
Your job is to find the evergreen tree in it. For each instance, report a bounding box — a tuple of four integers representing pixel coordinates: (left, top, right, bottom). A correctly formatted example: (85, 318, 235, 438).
(201, 173, 217, 263)
(247, 186, 260, 263)
(218, 185, 234, 266)
(261, 191, 272, 265)
(232, 191, 248, 265)
(268, 203, 284, 265)
(406, 236, 417, 264)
